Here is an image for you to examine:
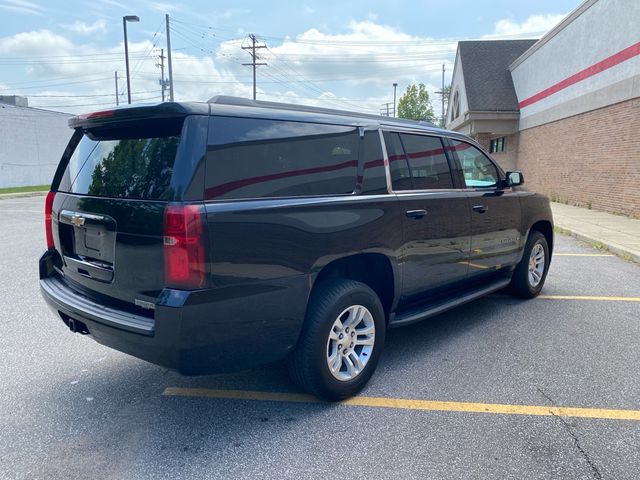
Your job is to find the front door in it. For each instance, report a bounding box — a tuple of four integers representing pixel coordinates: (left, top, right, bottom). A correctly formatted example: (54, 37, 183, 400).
(448, 139, 523, 275)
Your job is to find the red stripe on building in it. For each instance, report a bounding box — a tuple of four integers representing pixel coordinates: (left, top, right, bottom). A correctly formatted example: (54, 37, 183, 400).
(518, 40, 640, 109)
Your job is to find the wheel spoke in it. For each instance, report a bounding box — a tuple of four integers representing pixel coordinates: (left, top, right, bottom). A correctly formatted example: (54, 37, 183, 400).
(356, 325, 374, 336)
(328, 351, 342, 373)
(355, 335, 375, 346)
(349, 352, 364, 373)
(344, 355, 356, 376)
(341, 307, 359, 329)
(329, 329, 340, 341)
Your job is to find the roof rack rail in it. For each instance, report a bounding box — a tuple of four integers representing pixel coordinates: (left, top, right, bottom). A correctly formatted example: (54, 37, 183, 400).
(207, 95, 438, 128)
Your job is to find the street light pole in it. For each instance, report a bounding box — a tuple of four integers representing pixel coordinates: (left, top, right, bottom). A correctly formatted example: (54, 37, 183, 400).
(123, 15, 140, 105)
(393, 83, 398, 118)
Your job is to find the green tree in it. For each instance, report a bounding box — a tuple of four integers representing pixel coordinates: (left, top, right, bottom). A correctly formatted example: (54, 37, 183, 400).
(88, 137, 179, 199)
(397, 83, 436, 123)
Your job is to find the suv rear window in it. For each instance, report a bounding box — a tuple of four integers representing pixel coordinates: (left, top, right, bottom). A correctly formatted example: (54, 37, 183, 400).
(205, 117, 358, 200)
(58, 120, 182, 200)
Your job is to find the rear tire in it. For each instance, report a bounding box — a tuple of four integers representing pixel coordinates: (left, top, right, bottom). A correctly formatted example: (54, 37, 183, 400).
(510, 231, 550, 298)
(287, 279, 386, 401)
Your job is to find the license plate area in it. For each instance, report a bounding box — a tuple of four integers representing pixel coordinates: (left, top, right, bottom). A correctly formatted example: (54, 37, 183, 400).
(59, 210, 117, 283)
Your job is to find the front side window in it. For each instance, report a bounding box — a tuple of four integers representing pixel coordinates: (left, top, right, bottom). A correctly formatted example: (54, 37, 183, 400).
(399, 134, 453, 190)
(451, 140, 499, 188)
(205, 117, 358, 200)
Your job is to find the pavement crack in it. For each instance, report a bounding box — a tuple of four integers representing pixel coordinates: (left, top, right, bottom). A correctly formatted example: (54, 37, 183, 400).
(536, 386, 555, 405)
(552, 412, 603, 480)
(537, 386, 603, 480)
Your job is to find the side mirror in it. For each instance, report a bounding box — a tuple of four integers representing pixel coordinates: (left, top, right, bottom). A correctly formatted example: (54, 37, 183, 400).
(505, 171, 524, 187)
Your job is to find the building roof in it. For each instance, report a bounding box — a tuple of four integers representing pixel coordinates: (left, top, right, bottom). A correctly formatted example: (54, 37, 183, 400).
(459, 39, 537, 112)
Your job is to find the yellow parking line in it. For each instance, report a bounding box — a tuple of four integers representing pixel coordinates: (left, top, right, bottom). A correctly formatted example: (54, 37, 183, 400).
(554, 253, 613, 257)
(538, 295, 640, 302)
(162, 387, 640, 421)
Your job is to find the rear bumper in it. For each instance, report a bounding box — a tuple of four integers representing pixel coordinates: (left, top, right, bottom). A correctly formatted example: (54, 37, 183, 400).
(39, 251, 308, 375)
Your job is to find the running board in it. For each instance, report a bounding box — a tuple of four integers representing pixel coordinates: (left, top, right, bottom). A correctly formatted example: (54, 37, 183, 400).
(389, 277, 512, 328)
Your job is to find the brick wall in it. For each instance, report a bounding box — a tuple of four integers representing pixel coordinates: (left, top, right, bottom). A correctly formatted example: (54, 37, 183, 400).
(516, 98, 640, 218)
(474, 133, 492, 151)
(490, 133, 519, 172)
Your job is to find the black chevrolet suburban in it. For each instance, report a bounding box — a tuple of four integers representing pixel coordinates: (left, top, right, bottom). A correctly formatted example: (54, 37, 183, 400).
(40, 96, 553, 400)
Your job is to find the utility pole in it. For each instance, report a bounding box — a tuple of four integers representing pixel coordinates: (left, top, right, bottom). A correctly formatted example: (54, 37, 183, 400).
(436, 64, 446, 127)
(157, 48, 167, 102)
(165, 14, 174, 101)
(122, 15, 140, 104)
(114, 71, 119, 106)
(242, 34, 267, 100)
(441, 64, 445, 127)
(393, 83, 398, 118)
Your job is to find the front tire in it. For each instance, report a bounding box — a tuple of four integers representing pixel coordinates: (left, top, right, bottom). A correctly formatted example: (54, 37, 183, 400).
(287, 279, 386, 401)
(511, 231, 550, 298)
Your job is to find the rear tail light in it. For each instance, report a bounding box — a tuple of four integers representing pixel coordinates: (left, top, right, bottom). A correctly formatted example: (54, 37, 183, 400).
(163, 204, 205, 289)
(45, 191, 55, 249)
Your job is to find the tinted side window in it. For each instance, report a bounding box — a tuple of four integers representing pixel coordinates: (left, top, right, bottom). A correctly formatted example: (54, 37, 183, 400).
(361, 131, 387, 194)
(383, 131, 412, 191)
(399, 134, 453, 190)
(206, 117, 358, 200)
(451, 140, 499, 188)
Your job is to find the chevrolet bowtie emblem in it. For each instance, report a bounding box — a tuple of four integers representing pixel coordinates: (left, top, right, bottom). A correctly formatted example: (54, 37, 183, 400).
(70, 215, 85, 227)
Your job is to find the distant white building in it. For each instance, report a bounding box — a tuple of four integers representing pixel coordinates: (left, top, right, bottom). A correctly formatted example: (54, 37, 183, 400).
(0, 96, 73, 188)
(447, 0, 640, 217)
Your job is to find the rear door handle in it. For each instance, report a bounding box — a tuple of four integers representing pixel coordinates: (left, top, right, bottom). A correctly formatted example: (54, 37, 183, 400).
(405, 209, 427, 219)
(472, 205, 488, 213)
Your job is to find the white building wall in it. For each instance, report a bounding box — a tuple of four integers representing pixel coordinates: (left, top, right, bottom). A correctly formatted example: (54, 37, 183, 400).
(445, 50, 470, 133)
(0, 104, 72, 188)
(510, 0, 640, 130)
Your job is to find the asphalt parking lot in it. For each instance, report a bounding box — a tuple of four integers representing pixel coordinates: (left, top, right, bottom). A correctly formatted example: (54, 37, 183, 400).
(1, 195, 639, 480)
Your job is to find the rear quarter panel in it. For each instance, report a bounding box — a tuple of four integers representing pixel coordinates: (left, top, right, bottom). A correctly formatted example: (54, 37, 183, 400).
(202, 194, 403, 359)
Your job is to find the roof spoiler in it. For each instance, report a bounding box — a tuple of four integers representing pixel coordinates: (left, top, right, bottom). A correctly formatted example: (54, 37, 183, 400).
(68, 102, 209, 129)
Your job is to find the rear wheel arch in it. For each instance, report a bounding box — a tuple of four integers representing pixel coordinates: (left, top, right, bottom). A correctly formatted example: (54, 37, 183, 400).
(311, 253, 397, 321)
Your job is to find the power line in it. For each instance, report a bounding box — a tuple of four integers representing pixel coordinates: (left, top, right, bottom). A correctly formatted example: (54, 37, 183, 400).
(0, 77, 113, 92)
(32, 94, 163, 109)
(21, 90, 160, 98)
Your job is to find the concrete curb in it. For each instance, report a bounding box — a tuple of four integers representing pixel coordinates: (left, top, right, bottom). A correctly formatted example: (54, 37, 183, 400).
(554, 224, 640, 264)
(0, 191, 47, 200)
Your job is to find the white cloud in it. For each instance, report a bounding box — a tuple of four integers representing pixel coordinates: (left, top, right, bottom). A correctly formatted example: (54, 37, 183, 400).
(214, 20, 456, 113)
(0, 19, 456, 115)
(62, 19, 108, 36)
(95, 0, 129, 10)
(146, 1, 182, 13)
(0, 0, 45, 16)
(0, 30, 73, 56)
(486, 13, 566, 38)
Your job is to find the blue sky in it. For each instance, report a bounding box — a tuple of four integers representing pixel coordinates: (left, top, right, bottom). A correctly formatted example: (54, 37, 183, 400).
(0, 0, 583, 114)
